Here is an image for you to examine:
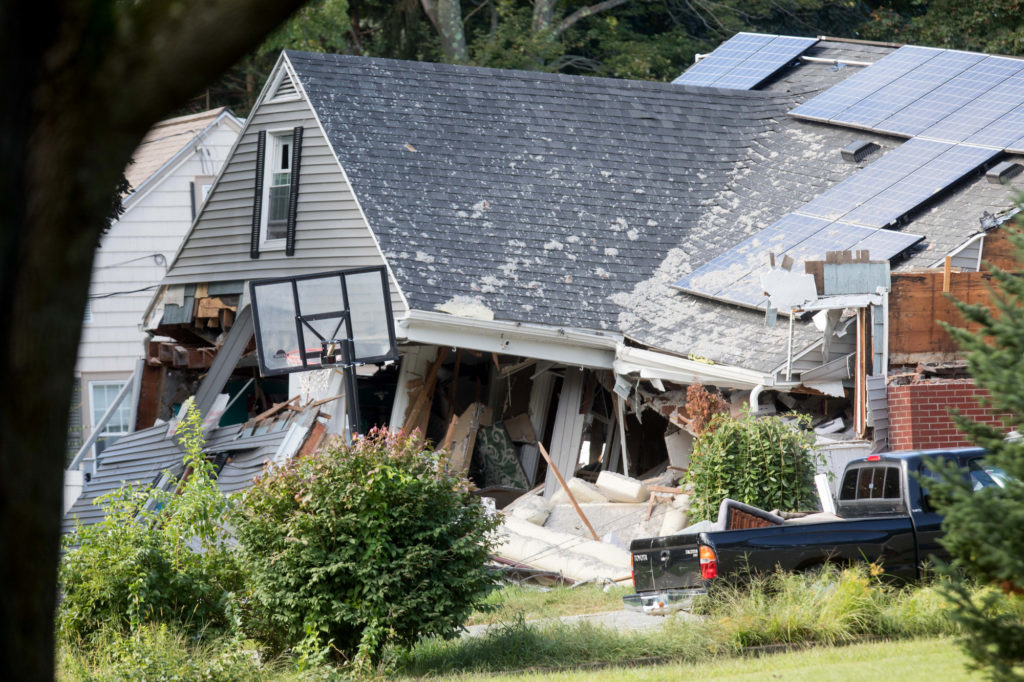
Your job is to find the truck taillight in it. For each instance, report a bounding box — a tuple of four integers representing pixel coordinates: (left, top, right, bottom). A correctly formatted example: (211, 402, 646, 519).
(630, 552, 635, 587)
(699, 545, 718, 580)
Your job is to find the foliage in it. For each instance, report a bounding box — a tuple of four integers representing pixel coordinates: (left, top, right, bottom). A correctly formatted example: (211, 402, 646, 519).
(685, 411, 821, 521)
(232, 428, 500, 672)
(683, 383, 729, 436)
(59, 399, 240, 640)
(57, 623, 272, 682)
(860, 0, 1024, 55)
(927, 221, 1024, 679)
(186, 0, 872, 116)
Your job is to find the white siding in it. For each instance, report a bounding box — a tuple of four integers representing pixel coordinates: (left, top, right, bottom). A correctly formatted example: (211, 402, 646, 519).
(162, 89, 407, 317)
(76, 119, 241, 376)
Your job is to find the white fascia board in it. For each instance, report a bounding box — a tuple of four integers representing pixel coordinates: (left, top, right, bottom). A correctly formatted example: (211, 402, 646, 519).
(397, 310, 620, 369)
(614, 344, 776, 391)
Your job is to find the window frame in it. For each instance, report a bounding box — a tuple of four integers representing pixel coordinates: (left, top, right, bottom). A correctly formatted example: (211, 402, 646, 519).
(88, 380, 132, 455)
(259, 129, 293, 250)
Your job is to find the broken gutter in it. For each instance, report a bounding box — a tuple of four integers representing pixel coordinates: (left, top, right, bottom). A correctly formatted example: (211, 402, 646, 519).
(613, 345, 789, 392)
(396, 310, 621, 369)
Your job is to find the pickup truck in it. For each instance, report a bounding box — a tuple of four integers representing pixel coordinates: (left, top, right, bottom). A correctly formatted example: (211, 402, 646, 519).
(625, 447, 1007, 612)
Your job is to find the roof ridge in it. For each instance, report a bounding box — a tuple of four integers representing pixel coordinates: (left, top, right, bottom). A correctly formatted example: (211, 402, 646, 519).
(284, 50, 791, 103)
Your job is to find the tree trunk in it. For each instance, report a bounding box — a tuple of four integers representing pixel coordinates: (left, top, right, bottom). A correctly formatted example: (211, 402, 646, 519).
(0, 1, 309, 678)
(420, 0, 468, 62)
(533, 0, 557, 33)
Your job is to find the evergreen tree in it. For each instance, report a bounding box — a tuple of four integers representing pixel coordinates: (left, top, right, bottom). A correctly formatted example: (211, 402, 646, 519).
(933, 221, 1024, 679)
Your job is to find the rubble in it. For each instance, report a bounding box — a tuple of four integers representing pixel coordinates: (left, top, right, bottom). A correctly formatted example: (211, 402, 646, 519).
(595, 470, 650, 503)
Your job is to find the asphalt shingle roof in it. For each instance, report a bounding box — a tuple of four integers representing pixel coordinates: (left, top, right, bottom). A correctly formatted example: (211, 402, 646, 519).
(287, 41, 1022, 373)
(288, 52, 798, 337)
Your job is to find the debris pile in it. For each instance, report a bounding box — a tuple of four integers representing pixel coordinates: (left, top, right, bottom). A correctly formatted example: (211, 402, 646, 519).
(491, 468, 692, 583)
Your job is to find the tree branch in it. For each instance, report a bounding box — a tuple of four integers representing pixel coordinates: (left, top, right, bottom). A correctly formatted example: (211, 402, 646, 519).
(105, 0, 311, 131)
(554, 0, 630, 36)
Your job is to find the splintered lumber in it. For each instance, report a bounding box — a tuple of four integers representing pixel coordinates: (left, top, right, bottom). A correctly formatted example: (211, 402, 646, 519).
(252, 396, 299, 424)
(537, 442, 599, 541)
(442, 402, 492, 473)
(402, 348, 448, 435)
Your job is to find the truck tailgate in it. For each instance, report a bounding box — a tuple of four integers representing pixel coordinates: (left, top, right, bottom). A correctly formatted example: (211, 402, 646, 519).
(630, 532, 704, 592)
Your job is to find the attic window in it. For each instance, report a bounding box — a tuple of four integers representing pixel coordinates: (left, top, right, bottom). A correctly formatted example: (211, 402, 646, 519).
(270, 72, 299, 101)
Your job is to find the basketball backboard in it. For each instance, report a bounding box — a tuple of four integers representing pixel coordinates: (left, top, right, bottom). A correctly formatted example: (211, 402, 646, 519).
(248, 266, 398, 377)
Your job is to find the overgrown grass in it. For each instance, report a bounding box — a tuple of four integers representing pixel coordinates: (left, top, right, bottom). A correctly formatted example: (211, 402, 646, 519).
(398, 566, 968, 676)
(57, 623, 298, 681)
(58, 568, 984, 680)
(439, 637, 982, 681)
(468, 582, 632, 625)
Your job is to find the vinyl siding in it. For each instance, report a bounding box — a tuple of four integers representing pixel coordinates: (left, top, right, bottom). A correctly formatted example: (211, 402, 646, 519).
(75, 120, 240, 376)
(162, 90, 407, 316)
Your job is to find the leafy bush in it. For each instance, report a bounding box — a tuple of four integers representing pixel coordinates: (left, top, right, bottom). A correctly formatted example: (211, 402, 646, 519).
(232, 428, 500, 671)
(59, 398, 241, 640)
(686, 411, 821, 521)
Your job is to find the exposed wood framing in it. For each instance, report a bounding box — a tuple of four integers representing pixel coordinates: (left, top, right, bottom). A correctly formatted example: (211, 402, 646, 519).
(889, 271, 996, 363)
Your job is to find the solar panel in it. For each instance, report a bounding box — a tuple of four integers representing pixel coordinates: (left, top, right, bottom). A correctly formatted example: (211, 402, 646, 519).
(673, 33, 775, 87)
(850, 227, 925, 259)
(839, 50, 985, 133)
(841, 143, 997, 227)
(673, 214, 828, 299)
(968, 103, 1024, 150)
(877, 56, 1024, 138)
(920, 67, 1024, 144)
(799, 139, 951, 222)
(676, 220, 925, 311)
(674, 33, 816, 90)
(790, 46, 942, 123)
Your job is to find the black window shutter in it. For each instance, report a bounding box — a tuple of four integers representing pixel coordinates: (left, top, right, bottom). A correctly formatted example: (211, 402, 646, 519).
(285, 126, 304, 256)
(250, 130, 267, 259)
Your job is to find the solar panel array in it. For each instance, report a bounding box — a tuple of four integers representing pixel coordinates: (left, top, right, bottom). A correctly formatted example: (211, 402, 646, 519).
(791, 46, 1024, 151)
(673, 33, 817, 90)
(674, 215, 923, 309)
(673, 38, 1017, 312)
(799, 139, 998, 227)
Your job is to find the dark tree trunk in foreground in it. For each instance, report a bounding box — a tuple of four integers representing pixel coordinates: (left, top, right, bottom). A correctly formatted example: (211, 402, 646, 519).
(0, 1, 307, 678)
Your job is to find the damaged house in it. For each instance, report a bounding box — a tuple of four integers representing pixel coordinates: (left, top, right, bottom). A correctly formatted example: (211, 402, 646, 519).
(66, 36, 1024, 566)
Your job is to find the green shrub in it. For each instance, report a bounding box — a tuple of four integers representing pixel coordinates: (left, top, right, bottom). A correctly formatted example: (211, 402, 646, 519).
(232, 428, 500, 671)
(686, 411, 821, 521)
(59, 398, 241, 640)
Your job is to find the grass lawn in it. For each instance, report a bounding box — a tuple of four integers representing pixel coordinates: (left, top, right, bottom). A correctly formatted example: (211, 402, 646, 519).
(467, 583, 632, 625)
(439, 637, 982, 681)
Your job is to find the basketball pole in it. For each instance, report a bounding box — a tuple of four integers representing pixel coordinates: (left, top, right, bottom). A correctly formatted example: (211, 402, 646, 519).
(342, 338, 361, 438)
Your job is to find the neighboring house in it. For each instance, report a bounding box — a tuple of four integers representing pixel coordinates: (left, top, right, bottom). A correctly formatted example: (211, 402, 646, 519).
(71, 108, 242, 458)
(66, 36, 1024, 529)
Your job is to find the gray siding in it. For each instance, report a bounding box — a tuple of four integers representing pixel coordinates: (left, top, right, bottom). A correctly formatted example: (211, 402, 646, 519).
(163, 91, 407, 315)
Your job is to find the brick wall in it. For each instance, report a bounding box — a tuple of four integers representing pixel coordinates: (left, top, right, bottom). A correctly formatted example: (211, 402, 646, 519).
(887, 379, 1001, 451)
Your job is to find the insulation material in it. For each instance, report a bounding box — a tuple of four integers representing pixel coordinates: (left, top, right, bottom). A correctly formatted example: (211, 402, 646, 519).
(550, 477, 609, 505)
(596, 470, 650, 503)
(495, 515, 630, 582)
(508, 494, 550, 526)
(476, 423, 529, 488)
(664, 429, 693, 469)
(659, 507, 687, 536)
